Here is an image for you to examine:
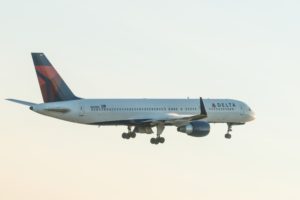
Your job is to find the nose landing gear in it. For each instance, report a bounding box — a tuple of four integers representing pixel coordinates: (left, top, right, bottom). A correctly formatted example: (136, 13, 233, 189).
(225, 123, 232, 139)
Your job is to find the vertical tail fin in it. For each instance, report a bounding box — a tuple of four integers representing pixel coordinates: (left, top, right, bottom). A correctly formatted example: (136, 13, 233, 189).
(32, 53, 79, 103)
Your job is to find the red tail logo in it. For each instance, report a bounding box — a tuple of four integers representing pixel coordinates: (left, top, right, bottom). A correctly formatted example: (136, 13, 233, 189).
(32, 53, 79, 102)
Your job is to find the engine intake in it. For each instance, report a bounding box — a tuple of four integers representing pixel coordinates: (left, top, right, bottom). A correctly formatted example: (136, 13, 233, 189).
(177, 121, 210, 137)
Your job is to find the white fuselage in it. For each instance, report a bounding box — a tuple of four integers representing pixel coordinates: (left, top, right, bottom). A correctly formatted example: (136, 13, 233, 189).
(31, 98, 255, 126)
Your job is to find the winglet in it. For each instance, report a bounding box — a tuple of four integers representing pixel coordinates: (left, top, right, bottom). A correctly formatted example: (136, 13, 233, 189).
(178, 97, 207, 121)
(6, 98, 36, 107)
(200, 97, 207, 116)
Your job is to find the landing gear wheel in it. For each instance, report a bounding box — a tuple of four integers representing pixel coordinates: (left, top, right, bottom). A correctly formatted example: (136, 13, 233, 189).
(225, 133, 232, 139)
(130, 132, 136, 138)
(122, 132, 130, 139)
(150, 137, 165, 144)
(150, 138, 159, 144)
(159, 137, 165, 143)
(150, 138, 156, 144)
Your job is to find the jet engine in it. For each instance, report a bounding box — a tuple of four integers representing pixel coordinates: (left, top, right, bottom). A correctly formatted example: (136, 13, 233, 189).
(177, 121, 210, 137)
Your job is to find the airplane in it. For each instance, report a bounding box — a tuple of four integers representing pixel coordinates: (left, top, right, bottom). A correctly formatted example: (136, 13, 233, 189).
(7, 53, 255, 144)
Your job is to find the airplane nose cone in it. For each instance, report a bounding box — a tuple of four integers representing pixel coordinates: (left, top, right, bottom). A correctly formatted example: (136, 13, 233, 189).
(248, 111, 256, 121)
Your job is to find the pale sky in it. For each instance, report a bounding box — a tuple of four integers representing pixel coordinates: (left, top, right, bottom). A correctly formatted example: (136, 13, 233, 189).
(1, 0, 300, 199)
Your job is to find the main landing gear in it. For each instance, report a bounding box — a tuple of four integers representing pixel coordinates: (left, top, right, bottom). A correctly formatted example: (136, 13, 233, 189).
(121, 124, 166, 144)
(150, 123, 165, 145)
(150, 137, 165, 144)
(122, 126, 136, 139)
(225, 123, 232, 139)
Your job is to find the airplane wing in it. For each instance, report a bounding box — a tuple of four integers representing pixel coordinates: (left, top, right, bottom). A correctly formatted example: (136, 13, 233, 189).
(142, 97, 208, 127)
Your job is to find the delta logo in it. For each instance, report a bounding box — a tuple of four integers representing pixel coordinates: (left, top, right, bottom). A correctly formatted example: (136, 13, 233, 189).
(210, 102, 236, 111)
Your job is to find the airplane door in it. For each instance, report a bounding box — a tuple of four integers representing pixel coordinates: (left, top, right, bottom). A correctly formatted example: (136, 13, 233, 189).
(240, 104, 245, 116)
(79, 104, 85, 116)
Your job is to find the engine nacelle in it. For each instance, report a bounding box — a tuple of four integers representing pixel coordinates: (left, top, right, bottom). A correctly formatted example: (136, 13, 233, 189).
(177, 121, 210, 137)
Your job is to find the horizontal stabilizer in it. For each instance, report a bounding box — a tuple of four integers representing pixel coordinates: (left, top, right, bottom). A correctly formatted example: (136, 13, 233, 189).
(6, 99, 37, 106)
